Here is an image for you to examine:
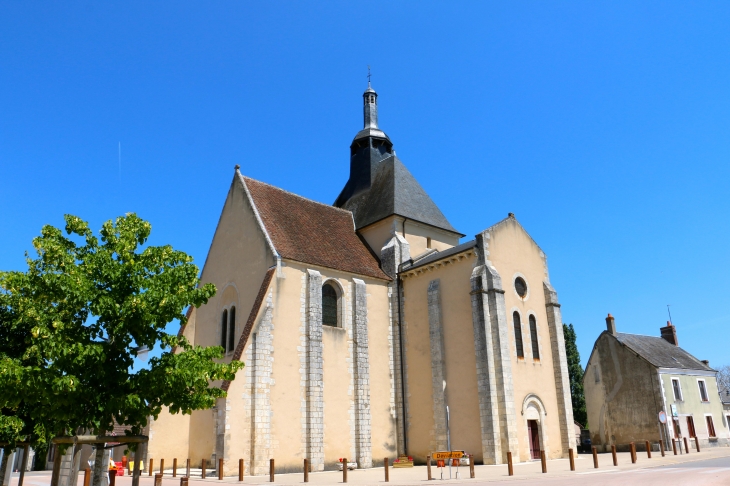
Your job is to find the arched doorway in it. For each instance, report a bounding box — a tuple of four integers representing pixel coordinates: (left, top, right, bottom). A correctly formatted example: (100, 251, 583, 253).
(522, 394, 548, 461)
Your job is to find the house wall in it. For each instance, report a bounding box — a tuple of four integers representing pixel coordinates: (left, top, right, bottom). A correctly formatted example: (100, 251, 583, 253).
(660, 371, 730, 447)
(584, 333, 664, 451)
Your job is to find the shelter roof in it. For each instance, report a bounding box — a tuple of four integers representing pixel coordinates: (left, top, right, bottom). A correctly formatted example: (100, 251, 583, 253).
(243, 176, 389, 280)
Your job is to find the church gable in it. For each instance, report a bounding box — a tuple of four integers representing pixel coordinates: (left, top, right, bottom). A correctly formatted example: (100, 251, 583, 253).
(243, 176, 389, 281)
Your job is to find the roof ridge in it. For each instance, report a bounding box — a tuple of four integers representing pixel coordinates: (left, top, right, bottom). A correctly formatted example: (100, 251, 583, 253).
(243, 175, 354, 215)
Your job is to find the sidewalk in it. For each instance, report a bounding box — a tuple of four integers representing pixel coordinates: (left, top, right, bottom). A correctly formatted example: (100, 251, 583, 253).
(7, 448, 730, 486)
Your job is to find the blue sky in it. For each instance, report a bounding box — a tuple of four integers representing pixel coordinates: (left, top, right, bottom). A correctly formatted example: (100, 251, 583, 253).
(1, 2, 729, 370)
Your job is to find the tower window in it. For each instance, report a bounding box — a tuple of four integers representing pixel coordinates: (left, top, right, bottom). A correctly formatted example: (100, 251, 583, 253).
(427, 237, 432, 249)
(221, 309, 228, 350)
(529, 315, 540, 360)
(513, 311, 524, 358)
(228, 306, 236, 353)
(322, 282, 340, 327)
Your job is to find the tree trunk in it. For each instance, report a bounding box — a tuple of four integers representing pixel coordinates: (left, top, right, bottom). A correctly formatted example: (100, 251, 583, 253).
(91, 445, 105, 486)
(0, 447, 11, 486)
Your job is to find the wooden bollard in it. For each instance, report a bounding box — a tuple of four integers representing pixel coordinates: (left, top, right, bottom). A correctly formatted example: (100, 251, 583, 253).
(202, 459, 207, 479)
(109, 469, 117, 486)
(186, 459, 191, 478)
(695, 437, 700, 453)
(683, 437, 689, 454)
(173, 458, 178, 478)
(384, 457, 389, 482)
(155, 474, 163, 486)
(427, 455, 432, 480)
(569, 448, 575, 471)
(660, 441, 665, 457)
(180, 477, 189, 486)
(160, 458, 165, 476)
(469, 454, 475, 479)
(342, 458, 347, 483)
(219, 459, 224, 480)
(611, 445, 617, 466)
(645, 441, 651, 459)
(149, 459, 154, 476)
(592, 446, 598, 468)
(540, 450, 547, 473)
(507, 451, 513, 476)
(630, 442, 636, 463)
(239, 459, 244, 482)
(672, 439, 677, 455)
(269, 459, 274, 483)
(84, 468, 91, 486)
(303, 459, 309, 483)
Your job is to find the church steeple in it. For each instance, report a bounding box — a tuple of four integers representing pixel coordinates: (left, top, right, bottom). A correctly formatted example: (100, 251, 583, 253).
(363, 84, 378, 129)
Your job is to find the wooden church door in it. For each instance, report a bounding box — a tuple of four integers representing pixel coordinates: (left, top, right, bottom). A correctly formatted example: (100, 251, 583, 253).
(527, 420, 540, 459)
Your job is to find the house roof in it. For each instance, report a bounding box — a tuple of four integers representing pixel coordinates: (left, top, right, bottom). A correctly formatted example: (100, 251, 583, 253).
(243, 176, 389, 281)
(615, 332, 714, 372)
(336, 155, 462, 235)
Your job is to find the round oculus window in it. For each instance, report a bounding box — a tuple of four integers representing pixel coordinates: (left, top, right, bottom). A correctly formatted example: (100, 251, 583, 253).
(514, 277, 528, 298)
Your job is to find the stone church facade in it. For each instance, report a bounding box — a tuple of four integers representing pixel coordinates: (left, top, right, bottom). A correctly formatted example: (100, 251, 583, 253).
(147, 84, 574, 474)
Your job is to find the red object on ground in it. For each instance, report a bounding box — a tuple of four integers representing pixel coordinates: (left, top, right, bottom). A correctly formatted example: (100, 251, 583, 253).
(113, 463, 124, 476)
(437, 460, 445, 468)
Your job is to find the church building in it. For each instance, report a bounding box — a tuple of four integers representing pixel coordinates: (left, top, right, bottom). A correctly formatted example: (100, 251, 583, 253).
(147, 83, 575, 474)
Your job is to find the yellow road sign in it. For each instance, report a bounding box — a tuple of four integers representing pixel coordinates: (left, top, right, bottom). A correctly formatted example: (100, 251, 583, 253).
(431, 451, 464, 460)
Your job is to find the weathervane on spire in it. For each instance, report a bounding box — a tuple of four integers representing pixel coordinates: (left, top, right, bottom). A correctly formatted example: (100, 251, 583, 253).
(367, 65, 371, 87)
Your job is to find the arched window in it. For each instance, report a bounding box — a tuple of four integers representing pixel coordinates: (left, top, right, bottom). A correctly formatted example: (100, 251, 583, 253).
(322, 282, 340, 327)
(529, 315, 540, 360)
(221, 309, 228, 349)
(513, 311, 524, 358)
(228, 306, 236, 353)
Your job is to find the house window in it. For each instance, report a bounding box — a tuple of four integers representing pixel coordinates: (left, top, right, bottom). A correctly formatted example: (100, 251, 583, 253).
(529, 315, 539, 360)
(513, 311, 524, 358)
(322, 282, 340, 327)
(698, 380, 709, 402)
(228, 306, 236, 353)
(672, 378, 683, 401)
(726, 414, 730, 430)
(687, 416, 696, 438)
(221, 309, 228, 350)
(706, 415, 717, 438)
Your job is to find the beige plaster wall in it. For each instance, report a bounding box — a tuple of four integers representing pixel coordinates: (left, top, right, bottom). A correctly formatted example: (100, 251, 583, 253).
(188, 408, 217, 467)
(482, 219, 565, 460)
(322, 323, 353, 468)
(400, 252, 483, 462)
(147, 409, 191, 466)
(358, 216, 459, 258)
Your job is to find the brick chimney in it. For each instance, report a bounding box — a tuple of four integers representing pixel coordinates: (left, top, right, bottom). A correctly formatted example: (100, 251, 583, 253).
(606, 313, 616, 335)
(660, 321, 678, 346)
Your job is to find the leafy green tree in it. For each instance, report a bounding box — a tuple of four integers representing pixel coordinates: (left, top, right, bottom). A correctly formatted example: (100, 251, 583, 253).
(563, 323, 587, 427)
(0, 214, 243, 486)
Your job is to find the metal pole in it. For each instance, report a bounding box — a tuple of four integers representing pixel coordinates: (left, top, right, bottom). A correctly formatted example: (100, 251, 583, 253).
(568, 449, 575, 471)
(186, 459, 190, 478)
(660, 441, 665, 457)
(672, 439, 677, 455)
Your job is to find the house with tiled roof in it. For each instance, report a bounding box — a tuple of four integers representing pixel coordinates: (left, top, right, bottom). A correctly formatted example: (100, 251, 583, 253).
(147, 83, 576, 474)
(584, 315, 729, 452)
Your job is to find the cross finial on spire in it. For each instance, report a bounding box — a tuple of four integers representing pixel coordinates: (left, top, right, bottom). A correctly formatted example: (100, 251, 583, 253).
(367, 65, 371, 87)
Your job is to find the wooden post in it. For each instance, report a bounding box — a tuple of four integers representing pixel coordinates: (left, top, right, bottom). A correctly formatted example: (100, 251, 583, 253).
(202, 459, 207, 479)
(342, 458, 347, 483)
(155, 473, 162, 486)
(269, 458, 274, 482)
(540, 450, 546, 473)
(568, 449, 575, 471)
(384, 458, 389, 482)
(173, 458, 177, 478)
(303, 459, 309, 483)
(84, 468, 91, 486)
(695, 437, 700, 453)
(645, 441, 651, 458)
(592, 446, 598, 468)
(426, 455, 431, 480)
(469, 454, 474, 479)
(219, 459, 224, 480)
(186, 459, 190, 478)
(239, 459, 244, 482)
(160, 458, 165, 476)
(180, 478, 189, 486)
(683, 437, 689, 454)
(507, 451, 513, 476)
(660, 441, 665, 457)
(109, 469, 117, 486)
(611, 445, 617, 466)
(149, 459, 154, 476)
(672, 439, 677, 455)
(18, 444, 30, 486)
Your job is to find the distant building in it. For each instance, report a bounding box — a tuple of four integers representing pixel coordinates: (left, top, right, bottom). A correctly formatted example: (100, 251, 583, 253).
(147, 83, 575, 474)
(584, 315, 729, 451)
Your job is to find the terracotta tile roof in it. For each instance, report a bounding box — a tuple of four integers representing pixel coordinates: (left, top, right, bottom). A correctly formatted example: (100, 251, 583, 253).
(243, 176, 389, 281)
